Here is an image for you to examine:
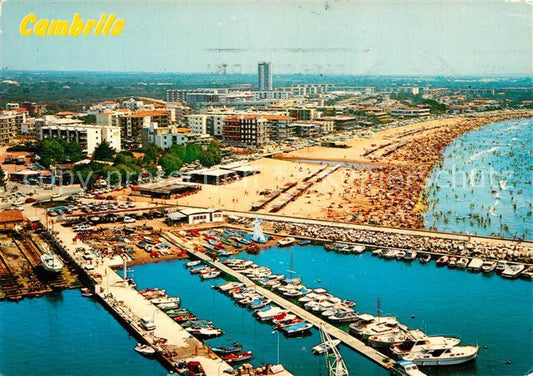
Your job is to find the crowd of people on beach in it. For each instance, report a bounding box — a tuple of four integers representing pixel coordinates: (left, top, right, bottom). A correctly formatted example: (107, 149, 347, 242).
(266, 220, 532, 264)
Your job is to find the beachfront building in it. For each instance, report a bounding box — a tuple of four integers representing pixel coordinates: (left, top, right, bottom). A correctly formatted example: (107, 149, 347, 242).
(222, 114, 269, 147)
(258, 61, 273, 90)
(389, 107, 431, 117)
(39, 123, 121, 155)
(292, 120, 334, 138)
(287, 107, 318, 121)
(0, 110, 26, 145)
(264, 115, 296, 141)
(119, 110, 169, 148)
(166, 208, 224, 225)
(141, 123, 212, 150)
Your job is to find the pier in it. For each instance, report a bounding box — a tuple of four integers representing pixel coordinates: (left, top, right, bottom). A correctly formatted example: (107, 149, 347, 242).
(43, 212, 234, 375)
(163, 232, 395, 371)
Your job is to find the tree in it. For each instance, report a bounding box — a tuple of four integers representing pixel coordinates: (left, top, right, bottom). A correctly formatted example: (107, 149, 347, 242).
(198, 142, 222, 167)
(34, 138, 84, 167)
(159, 154, 183, 175)
(93, 141, 116, 162)
(184, 144, 200, 163)
(143, 144, 161, 165)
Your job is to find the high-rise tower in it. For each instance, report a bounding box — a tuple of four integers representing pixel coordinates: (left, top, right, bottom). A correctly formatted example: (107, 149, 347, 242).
(257, 61, 273, 90)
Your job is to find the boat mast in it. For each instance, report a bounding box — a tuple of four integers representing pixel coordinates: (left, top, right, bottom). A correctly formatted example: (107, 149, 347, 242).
(377, 297, 380, 324)
(319, 324, 349, 376)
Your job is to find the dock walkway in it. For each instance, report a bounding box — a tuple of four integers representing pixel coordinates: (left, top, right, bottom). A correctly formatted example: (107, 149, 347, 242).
(164, 232, 394, 370)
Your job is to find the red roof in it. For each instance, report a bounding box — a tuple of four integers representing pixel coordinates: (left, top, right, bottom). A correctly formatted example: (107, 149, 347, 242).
(123, 110, 168, 118)
(0, 210, 24, 223)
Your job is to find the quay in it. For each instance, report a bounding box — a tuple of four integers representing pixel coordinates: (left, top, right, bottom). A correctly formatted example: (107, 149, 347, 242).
(163, 232, 395, 371)
(42, 212, 234, 375)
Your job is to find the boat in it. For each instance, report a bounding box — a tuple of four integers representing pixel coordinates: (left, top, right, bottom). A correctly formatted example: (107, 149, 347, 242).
(157, 302, 180, 310)
(382, 249, 398, 259)
(40, 252, 64, 273)
(419, 254, 431, 264)
(255, 305, 286, 321)
(280, 321, 313, 336)
(190, 265, 209, 274)
(150, 297, 180, 305)
(186, 260, 202, 268)
(134, 343, 156, 356)
(521, 266, 533, 280)
(481, 260, 497, 273)
(396, 251, 406, 260)
(223, 351, 253, 364)
(278, 237, 296, 247)
(447, 257, 457, 268)
(80, 287, 94, 297)
(403, 251, 417, 261)
(351, 245, 366, 254)
(456, 257, 470, 269)
(501, 264, 526, 279)
(495, 260, 508, 274)
(372, 249, 383, 257)
(312, 339, 341, 355)
(211, 343, 243, 355)
(467, 258, 483, 272)
(299, 240, 312, 246)
(436, 255, 449, 266)
(401, 345, 479, 366)
(176, 361, 205, 376)
(200, 270, 221, 279)
(392, 331, 462, 357)
(248, 297, 271, 310)
(390, 360, 427, 376)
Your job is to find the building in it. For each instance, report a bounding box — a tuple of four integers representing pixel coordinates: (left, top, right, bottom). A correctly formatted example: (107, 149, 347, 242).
(0, 110, 27, 145)
(263, 115, 295, 141)
(120, 110, 169, 148)
(223, 114, 269, 147)
(166, 208, 223, 225)
(287, 107, 318, 121)
(142, 124, 212, 150)
(389, 107, 431, 117)
(292, 120, 334, 137)
(184, 114, 208, 134)
(0, 210, 24, 230)
(5, 103, 20, 110)
(199, 107, 238, 137)
(258, 61, 273, 91)
(290, 84, 332, 96)
(39, 124, 121, 155)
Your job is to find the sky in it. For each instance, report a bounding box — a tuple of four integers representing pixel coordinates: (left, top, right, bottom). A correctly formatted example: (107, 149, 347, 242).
(1, 0, 532, 75)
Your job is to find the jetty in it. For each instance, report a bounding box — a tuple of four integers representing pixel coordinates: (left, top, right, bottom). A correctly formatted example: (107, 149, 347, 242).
(43, 213, 234, 375)
(163, 232, 395, 370)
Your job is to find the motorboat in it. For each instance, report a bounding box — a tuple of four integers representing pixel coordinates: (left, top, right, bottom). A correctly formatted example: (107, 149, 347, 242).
(495, 260, 508, 274)
(396, 251, 406, 260)
(382, 249, 398, 259)
(372, 249, 383, 257)
(312, 339, 341, 355)
(200, 270, 221, 279)
(328, 311, 359, 323)
(481, 260, 497, 273)
(501, 264, 526, 279)
(403, 251, 417, 261)
(456, 257, 470, 269)
(351, 245, 366, 254)
(157, 302, 180, 310)
(134, 343, 156, 356)
(80, 287, 94, 297)
(419, 254, 431, 264)
(447, 257, 457, 268)
(521, 266, 533, 280)
(402, 345, 479, 366)
(186, 260, 202, 268)
(392, 331, 462, 357)
(390, 360, 427, 376)
(467, 258, 483, 272)
(248, 297, 271, 310)
(278, 237, 296, 247)
(280, 321, 313, 336)
(436, 255, 449, 266)
(211, 343, 243, 355)
(255, 306, 286, 321)
(40, 253, 64, 273)
(349, 315, 399, 337)
(150, 297, 180, 305)
(190, 265, 208, 274)
(223, 351, 253, 364)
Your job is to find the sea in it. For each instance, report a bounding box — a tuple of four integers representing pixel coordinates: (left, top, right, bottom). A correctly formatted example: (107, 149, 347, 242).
(1, 118, 532, 376)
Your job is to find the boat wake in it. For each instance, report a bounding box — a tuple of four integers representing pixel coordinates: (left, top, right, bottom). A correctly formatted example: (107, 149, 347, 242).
(469, 146, 500, 161)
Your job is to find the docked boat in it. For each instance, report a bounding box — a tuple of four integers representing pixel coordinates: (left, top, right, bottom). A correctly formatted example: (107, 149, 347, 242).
(481, 260, 497, 273)
(134, 343, 156, 356)
(495, 260, 508, 274)
(157, 302, 180, 310)
(190, 265, 209, 274)
(223, 351, 253, 364)
(255, 305, 286, 321)
(467, 258, 483, 272)
(382, 249, 398, 259)
(456, 257, 470, 269)
(299, 240, 312, 246)
(200, 270, 221, 280)
(419, 254, 431, 264)
(312, 339, 341, 355)
(401, 345, 479, 366)
(372, 249, 383, 257)
(80, 287, 94, 297)
(391, 331, 462, 357)
(211, 343, 243, 355)
(352, 245, 366, 254)
(501, 264, 526, 279)
(390, 360, 427, 376)
(278, 237, 296, 247)
(280, 321, 313, 336)
(447, 257, 457, 268)
(403, 251, 417, 261)
(186, 260, 202, 268)
(40, 252, 64, 273)
(436, 255, 449, 266)
(521, 265, 533, 280)
(150, 297, 180, 305)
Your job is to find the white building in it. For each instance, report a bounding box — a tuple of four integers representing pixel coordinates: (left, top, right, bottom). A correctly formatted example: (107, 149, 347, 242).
(5, 103, 20, 110)
(184, 114, 208, 134)
(389, 108, 430, 117)
(39, 124, 121, 155)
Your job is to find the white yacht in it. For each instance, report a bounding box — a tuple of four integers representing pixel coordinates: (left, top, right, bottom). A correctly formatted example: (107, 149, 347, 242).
(392, 331, 462, 357)
(402, 345, 479, 366)
(278, 237, 296, 247)
(40, 252, 64, 274)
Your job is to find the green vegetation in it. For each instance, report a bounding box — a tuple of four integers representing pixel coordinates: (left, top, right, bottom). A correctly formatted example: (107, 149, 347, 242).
(159, 154, 183, 174)
(93, 141, 116, 162)
(35, 139, 84, 167)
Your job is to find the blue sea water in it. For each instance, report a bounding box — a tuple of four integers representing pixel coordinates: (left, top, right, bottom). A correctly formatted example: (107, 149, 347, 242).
(424, 118, 533, 240)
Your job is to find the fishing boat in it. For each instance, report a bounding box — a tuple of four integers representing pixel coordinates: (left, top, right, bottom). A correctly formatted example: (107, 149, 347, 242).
(419, 254, 431, 264)
(280, 321, 313, 336)
(278, 237, 296, 247)
(134, 343, 156, 356)
(80, 287, 94, 297)
(390, 360, 427, 376)
(481, 260, 497, 273)
(312, 339, 341, 355)
(223, 350, 253, 364)
(211, 343, 243, 355)
(501, 264, 525, 279)
(40, 252, 64, 273)
(401, 345, 479, 366)
(436, 255, 449, 266)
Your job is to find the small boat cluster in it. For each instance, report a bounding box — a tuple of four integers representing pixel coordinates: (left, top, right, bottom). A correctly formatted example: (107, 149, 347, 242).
(179, 228, 264, 257)
(324, 242, 366, 254)
(139, 288, 225, 339)
(348, 314, 479, 367)
(186, 259, 221, 280)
